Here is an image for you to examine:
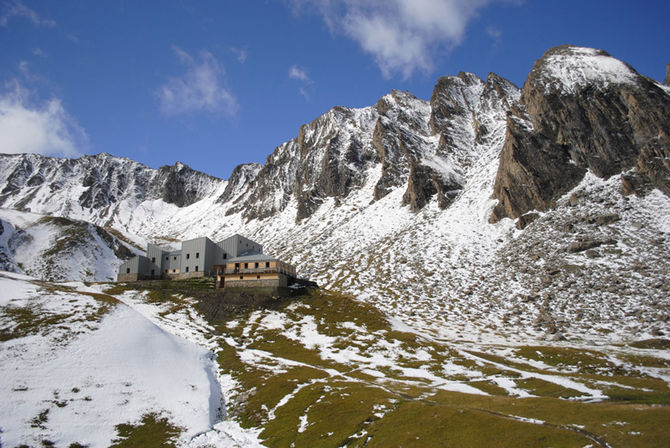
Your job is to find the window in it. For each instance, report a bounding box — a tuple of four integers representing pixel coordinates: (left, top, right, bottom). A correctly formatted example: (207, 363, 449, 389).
(126, 268, 130, 274)
(244, 263, 248, 269)
(151, 269, 154, 276)
(165, 256, 169, 261)
(186, 253, 190, 259)
(186, 266, 189, 272)
(173, 269, 176, 273)
(174, 256, 177, 260)
(239, 275, 243, 279)
(223, 253, 227, 259)
(196, 252, 199, 259)
(255, 262, 259, 268)
(195, 266, 198, 272)
(266, 262, 270, 268)
(165, 269, 168, 273)
(256, 275, 260, 279)
(151, 257, 155, 263)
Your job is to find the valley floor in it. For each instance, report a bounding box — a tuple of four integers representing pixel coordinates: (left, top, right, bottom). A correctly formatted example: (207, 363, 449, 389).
(1, 274, 669, 447)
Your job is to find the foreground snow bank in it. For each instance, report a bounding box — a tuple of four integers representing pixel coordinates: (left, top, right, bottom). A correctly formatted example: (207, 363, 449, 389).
(0, 274, 264, 447)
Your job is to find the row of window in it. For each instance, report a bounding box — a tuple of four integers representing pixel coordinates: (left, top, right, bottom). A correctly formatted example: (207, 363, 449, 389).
(236, 262, 271, 269)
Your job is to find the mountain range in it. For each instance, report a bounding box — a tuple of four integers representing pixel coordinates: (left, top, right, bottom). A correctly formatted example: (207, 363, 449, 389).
(1, 44, 669, 345)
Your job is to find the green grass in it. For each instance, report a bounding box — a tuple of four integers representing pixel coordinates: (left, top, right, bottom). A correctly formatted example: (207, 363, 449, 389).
(110, 413, 182, 448)
(99, 283, 670, 448)
(0, 305, 73, 341)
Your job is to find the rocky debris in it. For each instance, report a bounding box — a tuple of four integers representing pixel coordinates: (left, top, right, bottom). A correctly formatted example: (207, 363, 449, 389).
(594, 213, 620, 226)
(491, 45, 670, 222)
(621, 172, 654, 196)
(516, 212, 540, 230)
(567, 237, 615, 253)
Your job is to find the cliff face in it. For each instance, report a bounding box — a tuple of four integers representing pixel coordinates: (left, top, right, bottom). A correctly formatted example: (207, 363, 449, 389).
(219, 74, 518, 222)
(491, 46, 670, 223)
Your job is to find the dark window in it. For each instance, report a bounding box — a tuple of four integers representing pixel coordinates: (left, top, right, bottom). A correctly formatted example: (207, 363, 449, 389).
(244, 263, 248, 269)
(255, 262, 259, 268)
(151, 257, 155, 263)
(174, 256, 177, 260)
(186, 266, 189, 272)
(126, 268, 130, 274)
(196, 252, 199, 259)
(165, 269, 168, 273)
(223, 253, 227, 259)
(186, 253, 190, 259)
(239, 275, 243, 279)
(165, 256, 168, 261)
(256, 275, 260, 279)
(195, 265, 198, 272)
(173, 269, 176, 273)
(266, 262, 270, 268)
(151, 269, 154, 276)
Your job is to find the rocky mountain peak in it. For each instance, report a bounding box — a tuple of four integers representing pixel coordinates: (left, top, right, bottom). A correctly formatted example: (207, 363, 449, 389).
(524, 45, 638, 96)
(491, 45, 670, 225)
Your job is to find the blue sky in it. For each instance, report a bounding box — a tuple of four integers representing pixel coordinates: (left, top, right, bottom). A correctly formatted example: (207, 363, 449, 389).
(1, 0, 668, 179)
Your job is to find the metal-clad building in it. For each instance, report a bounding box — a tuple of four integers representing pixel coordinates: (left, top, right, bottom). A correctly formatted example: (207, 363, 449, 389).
(217, 234, 262, 259)
(118, 255, 152, 281)
(147, 244, 167, 274)
(165, 251, 182, 275)
(117, 233, 267, 282)
(180, 237, 224, 276)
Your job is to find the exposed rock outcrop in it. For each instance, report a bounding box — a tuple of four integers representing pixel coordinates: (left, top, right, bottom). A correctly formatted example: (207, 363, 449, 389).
(492, 46, 670, 222)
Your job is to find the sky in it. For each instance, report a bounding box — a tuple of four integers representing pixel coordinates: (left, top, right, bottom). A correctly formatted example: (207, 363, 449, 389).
(0, 0, 668, 180)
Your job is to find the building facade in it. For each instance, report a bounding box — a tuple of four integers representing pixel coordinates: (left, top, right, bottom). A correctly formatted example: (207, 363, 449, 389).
(216, 254, 297, 288)
(117, 234, 264, 282)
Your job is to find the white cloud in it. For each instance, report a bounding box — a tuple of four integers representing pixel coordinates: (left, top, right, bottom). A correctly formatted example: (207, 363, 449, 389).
(288, 65, 313, 100)
(292, 0, 496, 79)
(157, 46, 237, 117)
(0, 80, 87, 157)
(18, 60, 29, 76)
(486, 26, 501, 39)
(0, 0, 56, 27)
(288, 65, 310, 82)
(231, 47, 248, 64)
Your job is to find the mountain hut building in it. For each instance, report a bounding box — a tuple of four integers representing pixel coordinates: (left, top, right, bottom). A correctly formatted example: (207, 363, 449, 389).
(117, 234, 297, 289)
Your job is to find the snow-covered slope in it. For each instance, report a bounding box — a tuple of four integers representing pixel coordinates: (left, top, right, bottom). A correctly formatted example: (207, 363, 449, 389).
(0, 272, 263, 447)
(0, 209, 135, 281)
